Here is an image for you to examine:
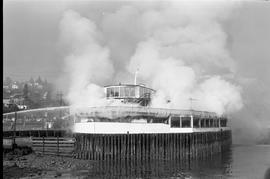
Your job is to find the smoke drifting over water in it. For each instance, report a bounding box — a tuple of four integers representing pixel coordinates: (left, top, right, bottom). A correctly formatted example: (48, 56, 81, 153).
(59, 1, 243, 115)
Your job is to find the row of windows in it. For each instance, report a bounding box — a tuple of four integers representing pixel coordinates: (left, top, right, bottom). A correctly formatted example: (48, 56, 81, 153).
(139, 87, 153, 97)
(171, 117, 191, 128)
(107, 87, 135, 98)
(170, 117, 227, 128)
(106, 86, 153, 98)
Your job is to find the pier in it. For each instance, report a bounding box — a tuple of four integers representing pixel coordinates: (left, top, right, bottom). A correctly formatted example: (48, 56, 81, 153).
(73, 131, 231, 161)
(3, 106, 232, 161)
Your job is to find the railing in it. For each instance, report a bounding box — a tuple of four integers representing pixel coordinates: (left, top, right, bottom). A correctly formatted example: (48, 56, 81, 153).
(3, 107, 73, 131)
(3, 106, 222, 131)
(72, 106, 219, 119)
(32, 137, 75, 156)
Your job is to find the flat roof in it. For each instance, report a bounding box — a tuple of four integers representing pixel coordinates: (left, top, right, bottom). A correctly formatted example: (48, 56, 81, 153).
(104, 84, 155, 91)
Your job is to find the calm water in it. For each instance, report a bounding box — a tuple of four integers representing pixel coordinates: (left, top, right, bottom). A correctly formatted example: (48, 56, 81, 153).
(71, 145, 270, 179)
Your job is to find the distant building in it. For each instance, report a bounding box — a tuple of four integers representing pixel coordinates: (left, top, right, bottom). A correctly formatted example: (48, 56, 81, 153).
(3, 98, 11, 107)
(17, 104, 28, 110)
(3, 85, 9, 90)
(10, 93, 25, 105)
(11, 84, 19, 89)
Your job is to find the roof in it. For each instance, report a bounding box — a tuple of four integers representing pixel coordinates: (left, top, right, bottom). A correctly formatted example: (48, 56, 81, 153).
(104, 84, 155, 91)
(10, 93, 24, 98)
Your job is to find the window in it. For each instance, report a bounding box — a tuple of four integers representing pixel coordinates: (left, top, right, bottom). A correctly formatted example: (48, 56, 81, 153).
(181, 117, 191, 128)
(210, 119, 213, 127)
(139, 87, 143, 97)
(200, 119, 204, 128)
(130, 88, 135, 97)
(205, 119, 210, 127)
(193, 118, 200, 128)
(120, 87, 124, 97)
(214, 119, 218, 127)
(106, 88, 112, 97)
(124, 87, 130, 97)
(171, 117, 180, 128)
(114, 87, 119, 97)
(220, 118, 227, 127)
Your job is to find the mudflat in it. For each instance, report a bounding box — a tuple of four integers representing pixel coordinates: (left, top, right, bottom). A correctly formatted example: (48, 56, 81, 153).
(3, 150, 94, 179)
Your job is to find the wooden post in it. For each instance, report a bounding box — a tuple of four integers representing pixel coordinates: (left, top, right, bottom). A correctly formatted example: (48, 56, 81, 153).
(43, 136, 45, 155)
(134, 134, 137, 161)
(12, 112, 17, 149)
(94, 134, 97, 160)
(57, 135, 59, 156)
(138, 134, 141, 161)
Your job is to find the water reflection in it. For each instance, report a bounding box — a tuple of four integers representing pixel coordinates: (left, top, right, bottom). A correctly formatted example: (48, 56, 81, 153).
(71, 147, 233, 179)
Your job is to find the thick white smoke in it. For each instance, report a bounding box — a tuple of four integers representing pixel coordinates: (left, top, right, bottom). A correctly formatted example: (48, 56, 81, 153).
(126, 1, 243, 115)
(59, 1, 243, 115)
(59, 10, 113, 107)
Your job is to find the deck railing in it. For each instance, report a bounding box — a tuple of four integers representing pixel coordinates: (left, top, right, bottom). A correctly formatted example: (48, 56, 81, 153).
(3, 106, 221, 131)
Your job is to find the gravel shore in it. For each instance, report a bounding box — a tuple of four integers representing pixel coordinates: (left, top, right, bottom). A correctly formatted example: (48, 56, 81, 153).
(3, 151, 95, 179)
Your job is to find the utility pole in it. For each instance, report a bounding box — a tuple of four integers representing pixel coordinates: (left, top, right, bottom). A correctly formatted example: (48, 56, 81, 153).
(57, 91, 63, 119)
(57, 91, 63, 106)
(134, 68, 139, 85)
(13, 110, 17, 149)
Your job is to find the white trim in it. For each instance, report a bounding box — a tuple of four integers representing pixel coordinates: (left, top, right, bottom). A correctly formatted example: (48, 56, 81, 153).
(73, 122, 231, 134)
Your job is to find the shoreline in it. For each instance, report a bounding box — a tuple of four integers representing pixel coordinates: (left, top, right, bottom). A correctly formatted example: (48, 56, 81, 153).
(3, 151, 94, 179)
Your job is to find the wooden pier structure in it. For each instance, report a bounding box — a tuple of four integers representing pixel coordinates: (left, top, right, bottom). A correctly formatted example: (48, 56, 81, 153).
(3, 106, 232, 161)
(73, 130, 231, 161)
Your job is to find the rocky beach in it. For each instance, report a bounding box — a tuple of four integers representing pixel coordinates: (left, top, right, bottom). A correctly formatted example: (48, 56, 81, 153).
(3, 150, 95, 179)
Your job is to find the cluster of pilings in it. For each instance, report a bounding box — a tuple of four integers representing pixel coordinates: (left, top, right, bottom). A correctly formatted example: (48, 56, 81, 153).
(74, 130, 232, 161)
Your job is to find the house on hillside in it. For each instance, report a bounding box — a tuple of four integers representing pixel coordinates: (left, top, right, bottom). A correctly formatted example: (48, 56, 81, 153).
(11, 83, 19, 90)
(3, 98, 11, 108)
(10, 93, 25, 105)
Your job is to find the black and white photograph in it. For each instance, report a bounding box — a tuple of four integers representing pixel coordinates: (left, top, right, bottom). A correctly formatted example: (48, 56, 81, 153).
(3, 0, 270, 178)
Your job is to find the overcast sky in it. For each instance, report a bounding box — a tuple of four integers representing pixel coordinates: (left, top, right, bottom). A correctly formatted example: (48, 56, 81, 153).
(3, 0, 270, 143)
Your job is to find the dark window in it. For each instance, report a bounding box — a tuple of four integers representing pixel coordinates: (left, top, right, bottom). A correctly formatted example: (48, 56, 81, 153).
(171, 117, 180, 128)
(139, 87, 143, 97)
(220, 118, 227, 127)
(114, 87, 119, 97)
(206, 119, 210, 127)
(214, 119, 218, 127)
(210, 119, 213, 127)
(181, 117, 191, 128)
(200, 119, 204, 128)
(193, 118, 200, 128)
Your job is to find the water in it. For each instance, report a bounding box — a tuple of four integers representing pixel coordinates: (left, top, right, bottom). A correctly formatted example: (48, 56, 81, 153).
(70, 145, 270, 179)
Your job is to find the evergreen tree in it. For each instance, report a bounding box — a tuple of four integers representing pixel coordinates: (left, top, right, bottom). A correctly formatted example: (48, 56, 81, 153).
(36, 76, 43, 84)
(29, 77, 34, 84)
(4, 77, 12, 86)
(23, 84, 29, 99)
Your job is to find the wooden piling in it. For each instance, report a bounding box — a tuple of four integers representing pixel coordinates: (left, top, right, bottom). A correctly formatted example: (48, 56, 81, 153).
(73, 130, 232, 161)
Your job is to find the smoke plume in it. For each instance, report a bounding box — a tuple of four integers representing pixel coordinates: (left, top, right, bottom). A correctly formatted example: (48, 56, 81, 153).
(59, 1, 243, 115)
(59, 10, 113, 107)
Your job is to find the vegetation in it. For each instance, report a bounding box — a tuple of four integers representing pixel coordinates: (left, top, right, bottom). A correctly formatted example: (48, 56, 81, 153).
(3, 76, 68, 113)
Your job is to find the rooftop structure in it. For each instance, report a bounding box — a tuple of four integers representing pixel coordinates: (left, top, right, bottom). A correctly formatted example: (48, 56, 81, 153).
(104, 84, 155, 106)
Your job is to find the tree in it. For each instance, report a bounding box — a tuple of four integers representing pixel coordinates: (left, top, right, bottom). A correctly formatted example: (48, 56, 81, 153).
(4, 77, 12, 86)
(36, 76, 43, 84)
(29, 77, 34, 84)
(23, 84, 29, 99)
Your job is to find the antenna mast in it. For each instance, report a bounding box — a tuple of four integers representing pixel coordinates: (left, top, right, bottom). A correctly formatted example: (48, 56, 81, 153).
(189, 97, 198, 110)
(134, 68, 139, 85)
